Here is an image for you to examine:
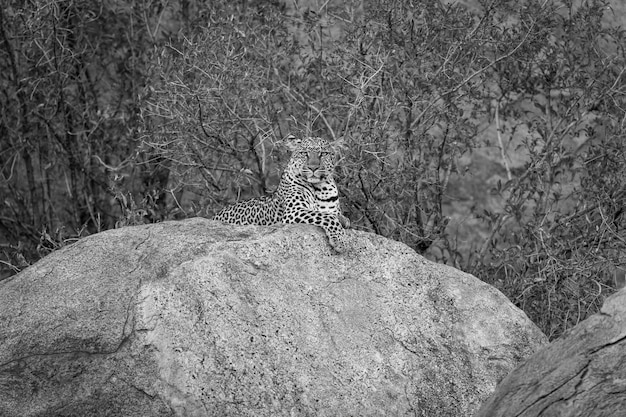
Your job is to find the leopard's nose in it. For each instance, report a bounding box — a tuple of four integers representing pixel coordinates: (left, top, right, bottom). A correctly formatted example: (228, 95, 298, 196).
(306, 151, 321, 169)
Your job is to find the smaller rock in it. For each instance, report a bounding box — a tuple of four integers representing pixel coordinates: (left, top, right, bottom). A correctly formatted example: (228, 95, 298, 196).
(476, 288, 626, 417)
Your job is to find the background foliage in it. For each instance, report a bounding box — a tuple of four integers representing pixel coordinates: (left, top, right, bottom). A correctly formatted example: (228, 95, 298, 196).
(1, 0, 625, 340)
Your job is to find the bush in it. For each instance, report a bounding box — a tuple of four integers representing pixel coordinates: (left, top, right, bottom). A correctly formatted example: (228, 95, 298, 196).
(0, 0, 176, 276)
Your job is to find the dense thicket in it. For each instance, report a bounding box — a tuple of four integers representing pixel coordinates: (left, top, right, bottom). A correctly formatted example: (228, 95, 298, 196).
(1, 0, 625, 340)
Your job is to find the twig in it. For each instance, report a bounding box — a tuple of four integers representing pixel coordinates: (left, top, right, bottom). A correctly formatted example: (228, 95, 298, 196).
(495, 101, 513, 181)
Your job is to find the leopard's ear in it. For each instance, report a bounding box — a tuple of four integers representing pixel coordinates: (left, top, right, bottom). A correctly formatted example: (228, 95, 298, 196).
(281, 134, 302, 152)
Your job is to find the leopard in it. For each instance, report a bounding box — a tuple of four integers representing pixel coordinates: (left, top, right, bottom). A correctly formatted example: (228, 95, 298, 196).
(213, 136, 350, 253)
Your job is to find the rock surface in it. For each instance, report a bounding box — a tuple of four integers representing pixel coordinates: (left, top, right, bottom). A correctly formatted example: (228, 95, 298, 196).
(476, 287, 626, 417)
(0, 218, 546, 417)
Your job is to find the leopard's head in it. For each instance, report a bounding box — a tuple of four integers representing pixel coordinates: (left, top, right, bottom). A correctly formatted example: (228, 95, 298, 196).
(284, 136, 336, 184)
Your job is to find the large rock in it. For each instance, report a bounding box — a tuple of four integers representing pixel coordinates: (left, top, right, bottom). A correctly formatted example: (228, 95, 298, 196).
(476, 288, 626, 417)
(0, 218, 546, 416)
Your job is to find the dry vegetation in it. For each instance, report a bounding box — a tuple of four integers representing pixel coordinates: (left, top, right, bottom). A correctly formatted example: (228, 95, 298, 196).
(1, 0, 625, 340)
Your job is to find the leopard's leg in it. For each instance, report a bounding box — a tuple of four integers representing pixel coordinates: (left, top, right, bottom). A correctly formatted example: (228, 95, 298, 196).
(288, 210, 348, 253)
